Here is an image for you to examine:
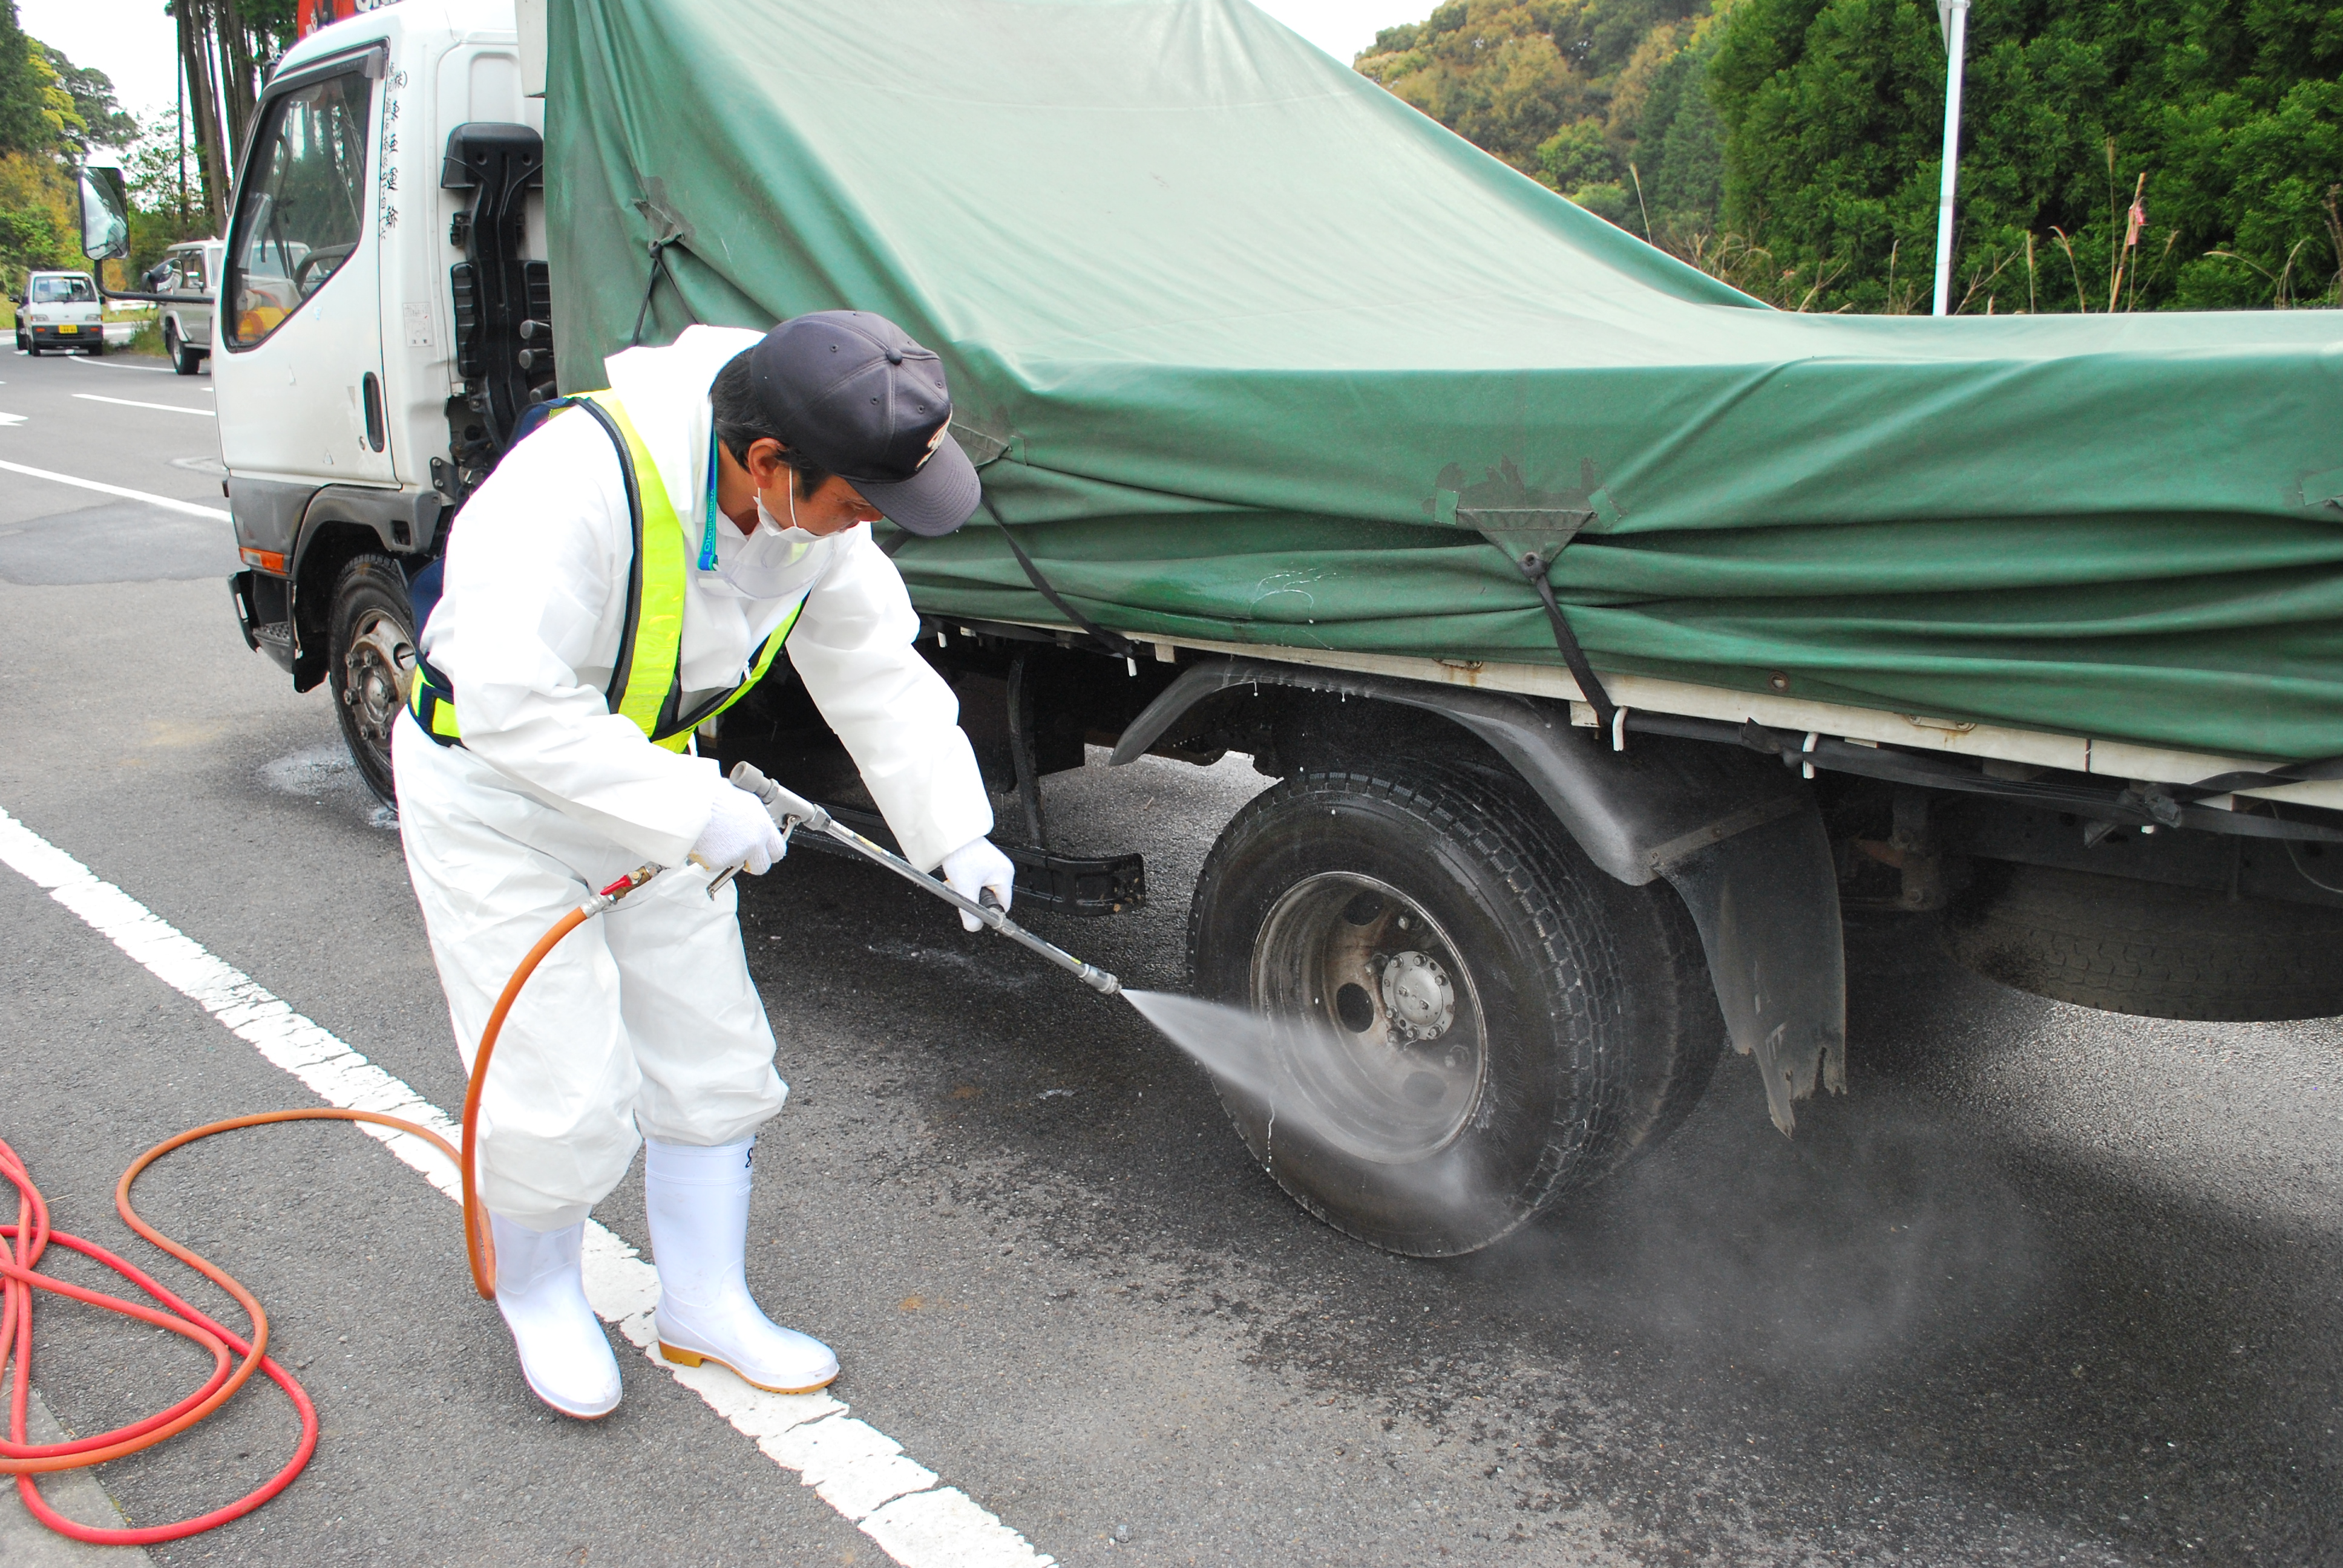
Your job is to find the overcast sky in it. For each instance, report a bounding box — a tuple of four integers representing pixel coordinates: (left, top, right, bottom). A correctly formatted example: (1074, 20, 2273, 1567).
(15, 0, 1422, 132)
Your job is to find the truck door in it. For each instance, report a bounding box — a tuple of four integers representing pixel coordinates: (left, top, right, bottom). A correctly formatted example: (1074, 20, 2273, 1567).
(215, 49, 394, 487)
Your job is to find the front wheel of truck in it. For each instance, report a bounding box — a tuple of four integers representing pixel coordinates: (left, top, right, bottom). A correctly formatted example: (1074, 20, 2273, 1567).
(327, 554, 416, 807)
(1187, 766, 1721, 1256)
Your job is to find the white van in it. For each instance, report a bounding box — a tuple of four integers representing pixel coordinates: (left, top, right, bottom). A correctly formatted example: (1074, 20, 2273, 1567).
(150, 240, 226, 375)
(14, 270, 105, 356)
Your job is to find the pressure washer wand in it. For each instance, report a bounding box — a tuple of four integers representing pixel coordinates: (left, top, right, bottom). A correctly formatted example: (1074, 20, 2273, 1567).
(724, 762, 1121, 996)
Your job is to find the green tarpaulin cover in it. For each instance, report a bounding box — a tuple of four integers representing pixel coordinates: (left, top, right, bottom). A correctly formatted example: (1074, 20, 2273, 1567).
(545, 0, 2343, 763)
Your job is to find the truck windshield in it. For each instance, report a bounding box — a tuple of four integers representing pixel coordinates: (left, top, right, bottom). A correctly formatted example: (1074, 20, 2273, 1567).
(31, 276, 96, 303)
(226, 70, 370, 347)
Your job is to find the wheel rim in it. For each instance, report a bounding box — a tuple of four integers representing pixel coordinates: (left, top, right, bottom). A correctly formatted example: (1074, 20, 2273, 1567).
(341, 607, 413, 757)
(1248, 872, 1487, 1163)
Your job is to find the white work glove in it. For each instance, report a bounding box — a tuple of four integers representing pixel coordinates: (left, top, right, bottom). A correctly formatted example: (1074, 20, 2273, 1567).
(692, 781, 788, 877)
(939, 837, 1016, 932)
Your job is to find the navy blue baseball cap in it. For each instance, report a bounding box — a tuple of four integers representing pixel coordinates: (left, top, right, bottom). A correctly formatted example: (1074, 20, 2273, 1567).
(747, 310, 981, 536)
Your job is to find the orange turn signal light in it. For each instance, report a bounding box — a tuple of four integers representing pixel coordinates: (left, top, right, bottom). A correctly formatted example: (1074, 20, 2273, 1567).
(240, 547, 287, 575)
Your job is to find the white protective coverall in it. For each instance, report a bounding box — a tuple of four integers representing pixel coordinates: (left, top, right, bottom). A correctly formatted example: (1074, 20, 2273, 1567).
(394, 325, 992, 1231)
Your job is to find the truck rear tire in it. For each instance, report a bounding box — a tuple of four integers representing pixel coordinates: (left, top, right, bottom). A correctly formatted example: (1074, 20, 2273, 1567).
(1944, 860, 2343, 1021)
(327, 555, 416, 807)
(1185, 766, 1718, 1256)
(166, 321, 199, 376)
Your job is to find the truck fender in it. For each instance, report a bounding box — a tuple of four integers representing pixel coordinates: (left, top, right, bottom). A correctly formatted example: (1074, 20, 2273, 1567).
(284, 488, 442, 691)
(1110, 658, 1846, 1133)
(293, 485, 447, 564)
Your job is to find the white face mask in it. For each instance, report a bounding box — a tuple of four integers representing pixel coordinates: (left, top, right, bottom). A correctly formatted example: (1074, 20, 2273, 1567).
(710, 489, 830, 600)
(757, 488, 824, 549)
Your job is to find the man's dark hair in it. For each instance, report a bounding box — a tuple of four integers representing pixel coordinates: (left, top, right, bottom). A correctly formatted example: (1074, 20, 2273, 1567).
(710, 348, 828, 498)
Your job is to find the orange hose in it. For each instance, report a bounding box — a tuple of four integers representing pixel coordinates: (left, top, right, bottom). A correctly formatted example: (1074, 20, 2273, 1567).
(458, 904, 591, 1299)
(2, 862, 661, 1544)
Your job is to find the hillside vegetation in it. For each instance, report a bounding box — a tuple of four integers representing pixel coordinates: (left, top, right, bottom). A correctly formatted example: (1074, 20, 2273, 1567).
(1, 0, 284, 295)
(1355, 0, 2343, 312)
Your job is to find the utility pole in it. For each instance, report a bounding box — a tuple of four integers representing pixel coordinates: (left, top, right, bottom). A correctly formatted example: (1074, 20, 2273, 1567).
(1931, 0, 1970, 316)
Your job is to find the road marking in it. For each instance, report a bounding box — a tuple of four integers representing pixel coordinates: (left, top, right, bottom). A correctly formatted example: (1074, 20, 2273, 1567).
(0, 412, 22, 426)
(62, 353, 174, 373)
(73, 393, 215, 417)
(0, 806, 1054, 1568)
(0, 460, 229, 521)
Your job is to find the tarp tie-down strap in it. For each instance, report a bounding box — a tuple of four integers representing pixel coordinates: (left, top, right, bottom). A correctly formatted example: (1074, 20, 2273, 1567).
(1514, 549, 1617, 734)
(986, 500, 1136, 658)
(1462, 505, 1619, 734)
(631, 238, 684, 346)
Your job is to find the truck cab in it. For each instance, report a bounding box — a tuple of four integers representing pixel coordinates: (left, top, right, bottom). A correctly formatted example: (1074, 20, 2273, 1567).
(217, 0, 545, 801)
(16, 270, 105, 356)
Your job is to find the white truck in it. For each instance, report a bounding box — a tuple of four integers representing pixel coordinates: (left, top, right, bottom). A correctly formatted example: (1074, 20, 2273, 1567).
(146, 238, 228, 375)
(74, 0, 2343, 1259)
(14, 269, 105, 355)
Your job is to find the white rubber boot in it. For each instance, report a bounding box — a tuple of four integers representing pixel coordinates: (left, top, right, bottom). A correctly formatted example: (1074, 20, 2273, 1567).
(646, 1138, 839, 1394)
(489, 1214, 623, 1419)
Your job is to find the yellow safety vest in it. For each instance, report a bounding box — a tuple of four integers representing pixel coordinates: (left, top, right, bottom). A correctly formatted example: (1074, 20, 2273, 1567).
(408, 390, 801, 753)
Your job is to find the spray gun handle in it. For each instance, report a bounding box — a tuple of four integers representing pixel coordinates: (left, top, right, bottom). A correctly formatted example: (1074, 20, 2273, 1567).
(727, 762, 833, 834)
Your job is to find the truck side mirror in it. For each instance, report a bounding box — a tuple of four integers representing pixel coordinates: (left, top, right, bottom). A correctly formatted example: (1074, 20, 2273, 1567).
(77, 166, 130, 261)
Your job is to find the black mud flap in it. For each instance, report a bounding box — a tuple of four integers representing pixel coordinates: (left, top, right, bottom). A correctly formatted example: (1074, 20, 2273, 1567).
(1653, 803, 1847, 1135)
(229, 570, 260, 650)
(230, 569, 297, 673)
(799, 803, 1145, 917)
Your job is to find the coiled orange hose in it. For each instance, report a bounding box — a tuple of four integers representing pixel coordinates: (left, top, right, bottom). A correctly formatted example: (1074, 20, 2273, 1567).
(1, 865, 660, 1545)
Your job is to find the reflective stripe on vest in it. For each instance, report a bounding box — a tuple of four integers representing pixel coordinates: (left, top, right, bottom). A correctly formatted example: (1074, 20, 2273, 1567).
(407, 390, 802, 753)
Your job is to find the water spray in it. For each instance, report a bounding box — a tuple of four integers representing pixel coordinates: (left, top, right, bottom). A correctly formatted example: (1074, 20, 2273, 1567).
(724, 765, 1429, 1170)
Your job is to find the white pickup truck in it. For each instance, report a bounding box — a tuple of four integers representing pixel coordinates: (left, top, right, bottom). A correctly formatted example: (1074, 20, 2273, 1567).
(147, 238, 226, 376)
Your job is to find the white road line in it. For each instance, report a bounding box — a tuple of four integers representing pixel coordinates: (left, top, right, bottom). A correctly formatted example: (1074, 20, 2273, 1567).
(0, 412, 22, 427)
(62, 353, 174, 373)
(0, 460, 229, 521)
(73, 393, 215, 417)
(0, 805, 1054, 1568)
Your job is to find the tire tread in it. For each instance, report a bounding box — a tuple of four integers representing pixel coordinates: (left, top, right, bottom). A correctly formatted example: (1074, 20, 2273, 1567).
(1945, 863, 2343, 1021)
(1187, 766, 1632, 1253)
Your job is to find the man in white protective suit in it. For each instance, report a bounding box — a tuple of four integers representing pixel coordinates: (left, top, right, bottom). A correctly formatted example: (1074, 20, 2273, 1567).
(393, 311, 1014, 1419)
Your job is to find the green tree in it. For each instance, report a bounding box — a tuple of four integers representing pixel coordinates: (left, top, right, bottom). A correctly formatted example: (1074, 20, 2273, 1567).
(0, 4, 83, 293)
(0, 198, 56, 275)
(1634, 31, 1727, 239)
(1359, 2, 1709, 170)
(1358, 0, 1726, 236)
(1537, 116, 1617, 185)
(1358, 2, 1595, 174)
(1706, 0, 2343, 311)
(44, 47, 139, 154)
(0, 1, 73, 156)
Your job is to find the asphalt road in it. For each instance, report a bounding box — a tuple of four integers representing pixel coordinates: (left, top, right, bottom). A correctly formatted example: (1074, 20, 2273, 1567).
(2, 342, 2338, 1567)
